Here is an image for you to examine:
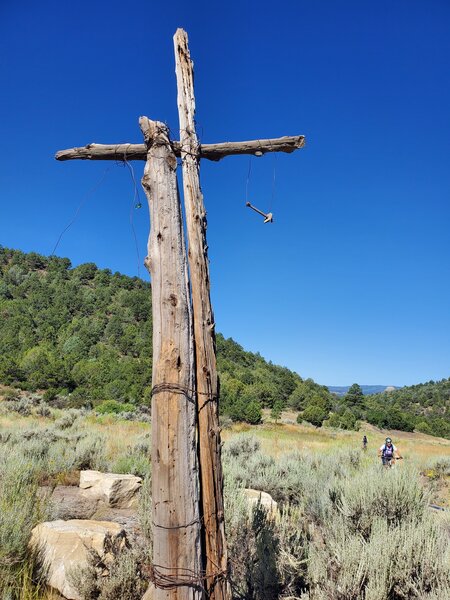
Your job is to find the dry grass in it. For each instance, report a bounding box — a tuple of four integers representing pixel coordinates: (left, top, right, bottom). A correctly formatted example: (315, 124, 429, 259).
(3, 402, 448, 467)
(83, 414, 150, 466)
(222, 413, 450, 507)
(223, 410, 450, 462)
(1, 397, 450, 599)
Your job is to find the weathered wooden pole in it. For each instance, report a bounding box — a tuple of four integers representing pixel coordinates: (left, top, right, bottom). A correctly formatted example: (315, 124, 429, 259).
(139, 117, 202, 600)
(174, 29, 230, 600)
(55, 31, 306, 599)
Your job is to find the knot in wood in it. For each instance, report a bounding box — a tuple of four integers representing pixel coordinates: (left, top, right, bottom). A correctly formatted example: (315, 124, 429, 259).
(209, 426, 220, 438)
(144, 256, 152, 272)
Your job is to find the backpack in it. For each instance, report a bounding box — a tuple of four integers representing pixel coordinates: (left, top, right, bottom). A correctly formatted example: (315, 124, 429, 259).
(382, 444, 394, 458)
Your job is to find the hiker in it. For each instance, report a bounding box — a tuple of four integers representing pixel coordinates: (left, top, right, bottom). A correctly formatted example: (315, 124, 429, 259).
(362, 435, 368, 450)
(378, 437, 402, 467)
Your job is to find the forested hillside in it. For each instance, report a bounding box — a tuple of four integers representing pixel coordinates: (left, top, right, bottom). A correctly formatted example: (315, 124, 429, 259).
(1, 247, 448, 438)
(0, 247, 331, 422)
(364, 379, 450, 438)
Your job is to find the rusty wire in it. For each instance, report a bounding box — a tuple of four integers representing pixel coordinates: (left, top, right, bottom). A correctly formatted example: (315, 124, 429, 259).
(148, 562, 227, 593)
(151, 382, 218, 402)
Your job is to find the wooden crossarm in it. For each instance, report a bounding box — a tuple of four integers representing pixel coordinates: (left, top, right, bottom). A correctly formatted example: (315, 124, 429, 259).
(55, 135, 305, 162)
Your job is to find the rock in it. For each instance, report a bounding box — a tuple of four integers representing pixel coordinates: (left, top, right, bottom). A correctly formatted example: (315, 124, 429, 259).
(90, 505, 142, 543)
(79, 470, 142, 508)
(142, 583, 155, 599)
(244, 488, 278, 517)
(42, 484, 145, 543)
(30, 519, 126, 600)
(48, 486, 100, 520)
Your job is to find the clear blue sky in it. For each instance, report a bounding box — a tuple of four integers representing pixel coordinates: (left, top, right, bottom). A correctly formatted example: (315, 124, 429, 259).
(1, 1, 449, 386)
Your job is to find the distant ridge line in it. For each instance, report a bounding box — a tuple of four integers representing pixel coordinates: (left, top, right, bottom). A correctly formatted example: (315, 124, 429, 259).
(327, 385, 399, 397)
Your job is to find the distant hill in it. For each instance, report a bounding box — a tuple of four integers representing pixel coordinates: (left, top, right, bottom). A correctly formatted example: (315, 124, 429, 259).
(365, 379, 450, 438)
(328, 385, 399, 397)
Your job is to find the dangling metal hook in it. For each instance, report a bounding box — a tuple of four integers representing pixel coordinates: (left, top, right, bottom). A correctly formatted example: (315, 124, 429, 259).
(246, 202, 273, 223)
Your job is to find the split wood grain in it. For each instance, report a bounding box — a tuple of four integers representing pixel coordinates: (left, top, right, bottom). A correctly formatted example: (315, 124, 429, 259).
(140, 117, 202, 600)
(174, 28, 230, 600)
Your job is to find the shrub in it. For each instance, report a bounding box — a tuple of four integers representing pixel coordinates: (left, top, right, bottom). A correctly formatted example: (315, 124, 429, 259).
(304, 465, 450, 599)
(69, 539, 148, 600)
(219, 414, 233, 429)
(96, 399, 135, 415)
(54, 409, 79, 429)
(300, 404, 328, 427)
(223, 443, 450, 599)
(223, 433, 261, 459)
(65, 389, 91, 409)
(328, 465, 427, 539)
(224, 480, 308, 600)
(112, 453, 150, 479)
(43, 388, 58, 402)
(416, 420, 433, 435)
(306, 513, 450, 600)
(2, 388, 20, 402)
(35, 402, 52, 417)
(0, 447, 49, 597)
(6, 398, 32, 416)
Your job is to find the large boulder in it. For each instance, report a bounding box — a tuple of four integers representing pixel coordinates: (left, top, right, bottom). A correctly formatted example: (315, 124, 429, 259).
(243, 488, 278, 517)
(79, 470, 142, 508)
(30, 519, 126, 600)
(40, 483, 144, 542)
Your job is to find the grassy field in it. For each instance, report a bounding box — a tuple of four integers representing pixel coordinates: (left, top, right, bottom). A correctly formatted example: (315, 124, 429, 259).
(3, 403, 448, 508)
(224, 410, 450, 507)
(3, 408, 449, 463)
(225, 409, 450, 460)
(2, 405, 449, 467)
(1, 397, 450, 599)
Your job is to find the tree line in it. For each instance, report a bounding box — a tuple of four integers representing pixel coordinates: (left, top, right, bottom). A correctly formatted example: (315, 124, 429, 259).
(0, 247, 448, 438)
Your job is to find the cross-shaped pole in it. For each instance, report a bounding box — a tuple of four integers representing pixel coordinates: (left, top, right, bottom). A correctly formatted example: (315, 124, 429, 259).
(55, 28, 305, 600)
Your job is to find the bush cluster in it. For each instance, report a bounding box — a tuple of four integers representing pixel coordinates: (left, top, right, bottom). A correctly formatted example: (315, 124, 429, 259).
(1, 406, 449, 599)
(222, 433, 450, 599)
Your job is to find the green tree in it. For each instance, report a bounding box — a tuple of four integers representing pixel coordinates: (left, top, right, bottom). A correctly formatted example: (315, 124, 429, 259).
(339, 408, 359, 430)
(0, 356, 23, 385)
(245, 401, 262, 425)
(73, 262, 98, 282)
(288, 383, 310, 410)
(344, 383, 364, 409)
(366, 406, 388, 429)
(96, 399, 134, 414)
(270, 400, 283, 423)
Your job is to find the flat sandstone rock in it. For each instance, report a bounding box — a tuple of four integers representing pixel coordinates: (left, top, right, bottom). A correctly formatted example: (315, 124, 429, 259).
(79, 470, 142, 508)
